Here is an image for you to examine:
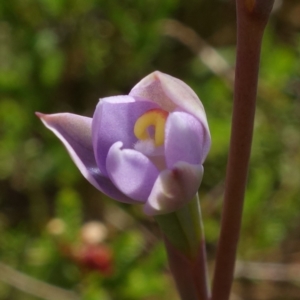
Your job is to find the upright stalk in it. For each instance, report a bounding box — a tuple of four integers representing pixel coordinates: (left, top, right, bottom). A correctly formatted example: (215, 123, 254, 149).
(156, 194, 210, 300)
(211, 1, 274, 300)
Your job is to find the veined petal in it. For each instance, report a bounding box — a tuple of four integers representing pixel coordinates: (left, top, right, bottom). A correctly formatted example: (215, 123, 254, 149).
(106, 142, 160, 202)
(158, 72, 208, 125)
(129, 72, 176, 111)
(165, 112, 210, 167)
(143, 162, 204, 215)
(36, 113, 133, 203)
(130, 71, 211, 139)
(92, 96, 159, 176)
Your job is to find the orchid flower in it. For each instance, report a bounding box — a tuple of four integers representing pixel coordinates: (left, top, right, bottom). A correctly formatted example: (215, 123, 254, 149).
(37, 71, 210, 215)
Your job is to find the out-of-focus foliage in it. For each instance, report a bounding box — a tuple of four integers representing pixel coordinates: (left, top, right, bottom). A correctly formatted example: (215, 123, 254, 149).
(0, 0, 300, 299)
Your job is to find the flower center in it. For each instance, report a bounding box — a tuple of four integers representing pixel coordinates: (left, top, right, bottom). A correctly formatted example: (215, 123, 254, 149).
(134, 109, 168, 147)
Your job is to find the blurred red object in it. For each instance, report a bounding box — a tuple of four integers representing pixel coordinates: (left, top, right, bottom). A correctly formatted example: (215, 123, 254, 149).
(75, 244, 113, 276)
(59, 243, 113, 276)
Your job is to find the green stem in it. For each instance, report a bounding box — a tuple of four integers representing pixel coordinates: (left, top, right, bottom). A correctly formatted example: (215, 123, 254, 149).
(156, 194, 210, 300)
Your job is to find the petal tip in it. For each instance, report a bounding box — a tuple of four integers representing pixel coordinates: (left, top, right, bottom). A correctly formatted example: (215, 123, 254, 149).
(148, 70, 168, 83)
(35, 112, 45, 119)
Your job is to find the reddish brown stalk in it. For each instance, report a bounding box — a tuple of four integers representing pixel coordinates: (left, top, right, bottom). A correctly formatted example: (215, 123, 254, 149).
(163, 236, 209, 300)
(211, 1, 274, 300)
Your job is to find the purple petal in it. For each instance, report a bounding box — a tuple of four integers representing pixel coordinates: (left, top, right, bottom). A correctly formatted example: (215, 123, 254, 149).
(158, 72, 207, 122)
(130, 71, 211, 139)
(165, 111, 210, 168)
(37, 112, 134, 203)
(106, 142, 159, 202)
(143, 162, 204, 216)
(92, 96, 159, 176)
(129, 72, 177, 111)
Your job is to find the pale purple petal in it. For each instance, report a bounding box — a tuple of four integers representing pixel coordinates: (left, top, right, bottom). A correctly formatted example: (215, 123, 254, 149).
(143, 162, 204, 216)
(92, 96, 159, 176)
(37, 112, 134, 203)
(165, 111, 210, 167)
(158, 72, 206, 119)
(106, 142, 160, 202)
(130, 71, 211, 138)
(129, 72, 176, 111)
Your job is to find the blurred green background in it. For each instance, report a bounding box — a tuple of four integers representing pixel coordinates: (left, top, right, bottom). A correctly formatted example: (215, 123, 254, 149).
(0, 0, 300, 299)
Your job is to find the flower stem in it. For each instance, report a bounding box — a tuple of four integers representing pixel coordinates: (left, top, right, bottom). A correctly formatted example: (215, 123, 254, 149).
(211, 1, 274, 300)
(156, 194, 210, 300)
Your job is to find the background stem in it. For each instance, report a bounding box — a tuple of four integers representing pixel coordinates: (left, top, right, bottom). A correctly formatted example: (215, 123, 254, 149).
(211, 1, 274, 299)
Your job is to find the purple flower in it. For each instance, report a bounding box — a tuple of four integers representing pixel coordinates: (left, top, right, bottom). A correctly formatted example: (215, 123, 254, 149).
(37, 71, 211, 215)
